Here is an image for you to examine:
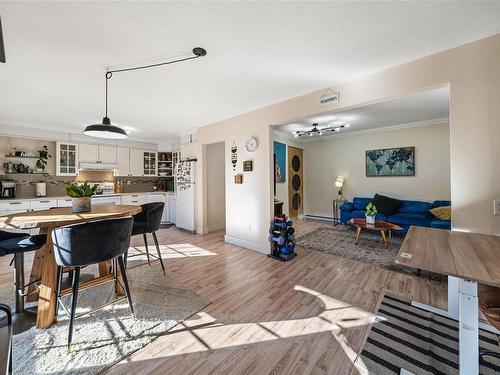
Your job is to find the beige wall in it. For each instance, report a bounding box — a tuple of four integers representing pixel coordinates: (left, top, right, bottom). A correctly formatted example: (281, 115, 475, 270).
(206, 142, 226, 232)
(272, 132, 302, 217)
(303, 123, 451, 217)
(196, 34, 500, 253)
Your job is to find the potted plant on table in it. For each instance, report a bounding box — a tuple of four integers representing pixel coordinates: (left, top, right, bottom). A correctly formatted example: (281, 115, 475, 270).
(65, 181, 98, 213)
(365, 202, 377, 225)
(36, 145, 51, 173)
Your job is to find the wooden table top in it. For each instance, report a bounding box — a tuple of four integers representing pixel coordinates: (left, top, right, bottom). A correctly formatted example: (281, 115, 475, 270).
(0, 204, 142, 230)
(349, 218, 402, 231)
(396, 226, 500, 287)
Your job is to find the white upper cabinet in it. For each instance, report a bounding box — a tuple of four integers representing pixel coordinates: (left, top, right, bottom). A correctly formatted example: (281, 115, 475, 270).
(56, 141, 78, 176)
(79, 143, 99, 163)
(129, 149, 144, 176)
(98, 145, 117, 163)
(116, 147, 130, 176)
(79, 143, 116, 164)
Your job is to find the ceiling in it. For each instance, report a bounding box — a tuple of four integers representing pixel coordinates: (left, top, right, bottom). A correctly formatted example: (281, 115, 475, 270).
(274, 87, 449, 141)
(0, 2, 498, 143)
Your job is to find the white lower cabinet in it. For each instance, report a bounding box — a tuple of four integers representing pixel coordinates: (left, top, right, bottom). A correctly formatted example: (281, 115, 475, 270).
(122, 194, 147, 206)
(57, 198, 73, 208)
(147, 193, 169, 223)
(30, 199, 58, 210)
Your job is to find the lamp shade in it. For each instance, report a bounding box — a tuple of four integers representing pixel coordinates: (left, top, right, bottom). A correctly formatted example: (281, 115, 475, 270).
(83, 117, 127, 139)
(334, 176, 344, 188)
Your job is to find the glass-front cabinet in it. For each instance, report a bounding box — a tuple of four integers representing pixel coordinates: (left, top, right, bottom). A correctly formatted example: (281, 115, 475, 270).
(143, 151, 157, 176)
(56, 141, 78, 176)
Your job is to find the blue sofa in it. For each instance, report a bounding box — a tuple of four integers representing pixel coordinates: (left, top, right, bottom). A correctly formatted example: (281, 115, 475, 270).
(340, 197, 451, 234)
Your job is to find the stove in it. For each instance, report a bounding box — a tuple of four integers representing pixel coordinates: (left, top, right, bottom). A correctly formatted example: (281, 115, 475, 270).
(87, 182, 115, 195)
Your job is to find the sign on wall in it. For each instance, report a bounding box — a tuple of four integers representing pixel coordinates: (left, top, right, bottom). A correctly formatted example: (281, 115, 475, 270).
(319, 88, 340, 106)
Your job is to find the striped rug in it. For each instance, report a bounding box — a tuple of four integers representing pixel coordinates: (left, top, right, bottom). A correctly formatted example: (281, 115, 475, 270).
(359, 294, 500, 375)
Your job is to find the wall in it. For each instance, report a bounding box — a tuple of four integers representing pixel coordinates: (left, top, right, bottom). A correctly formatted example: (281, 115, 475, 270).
(303, 122, 451, 217)
(272, 132, 302, 216)
(206, 142, 226, 232)
(195, 34, 500, 253)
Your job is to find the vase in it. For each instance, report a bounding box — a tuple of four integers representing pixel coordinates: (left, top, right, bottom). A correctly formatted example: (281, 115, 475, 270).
(72, 197, 91, 213)
(366, 215, 375, 224)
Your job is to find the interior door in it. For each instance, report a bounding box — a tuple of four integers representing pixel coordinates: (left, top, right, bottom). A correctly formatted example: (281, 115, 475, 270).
(288, 146, 303, 218)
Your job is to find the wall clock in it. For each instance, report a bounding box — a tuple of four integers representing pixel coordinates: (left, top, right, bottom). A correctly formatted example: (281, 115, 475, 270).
(245, 136, 258, 152)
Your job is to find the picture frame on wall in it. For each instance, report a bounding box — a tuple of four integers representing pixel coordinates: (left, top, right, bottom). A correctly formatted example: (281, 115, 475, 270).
(366, 146, 415, 177)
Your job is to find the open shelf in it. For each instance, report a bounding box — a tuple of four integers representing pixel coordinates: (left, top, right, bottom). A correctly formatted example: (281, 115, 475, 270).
(3, 155, 39, 159)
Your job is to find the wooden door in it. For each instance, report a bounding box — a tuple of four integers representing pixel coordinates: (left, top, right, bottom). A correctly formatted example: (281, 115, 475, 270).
(288, 146, 303, 217)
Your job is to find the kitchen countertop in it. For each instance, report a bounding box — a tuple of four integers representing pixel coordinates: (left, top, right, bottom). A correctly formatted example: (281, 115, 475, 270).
(0, 191, 175, 203)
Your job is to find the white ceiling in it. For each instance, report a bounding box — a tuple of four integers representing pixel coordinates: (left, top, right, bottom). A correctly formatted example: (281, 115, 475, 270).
(274, 87, 449, 142)
(0, 2, 499, 143)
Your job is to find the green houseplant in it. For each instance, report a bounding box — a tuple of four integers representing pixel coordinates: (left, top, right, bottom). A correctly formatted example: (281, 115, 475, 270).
(365, 202, 377, 224)
(36, 145, 52, 173)
(65, 181, 98, 213)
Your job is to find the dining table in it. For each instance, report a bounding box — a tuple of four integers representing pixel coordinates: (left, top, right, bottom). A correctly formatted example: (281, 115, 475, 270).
(0, 204, 142, 329)
(395, 226, 500, 375)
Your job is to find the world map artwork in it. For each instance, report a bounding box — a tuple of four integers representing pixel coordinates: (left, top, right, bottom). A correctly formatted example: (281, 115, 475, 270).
(365, 147, 415, 176)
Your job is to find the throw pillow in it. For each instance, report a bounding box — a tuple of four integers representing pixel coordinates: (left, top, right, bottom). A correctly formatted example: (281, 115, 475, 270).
(372, 193, 403, 216)
(429, 206, 451, 220)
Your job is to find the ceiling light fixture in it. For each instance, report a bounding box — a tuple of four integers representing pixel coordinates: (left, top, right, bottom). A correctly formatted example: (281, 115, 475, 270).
(84, 47, 207, 139)
(293, 122, 349, 137)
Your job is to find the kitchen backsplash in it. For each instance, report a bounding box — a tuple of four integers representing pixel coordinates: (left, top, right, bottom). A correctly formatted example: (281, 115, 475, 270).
(2, 170, 160, 199)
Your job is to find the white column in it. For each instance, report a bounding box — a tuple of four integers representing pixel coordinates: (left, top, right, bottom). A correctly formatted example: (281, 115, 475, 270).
(459, 279, 478, 375)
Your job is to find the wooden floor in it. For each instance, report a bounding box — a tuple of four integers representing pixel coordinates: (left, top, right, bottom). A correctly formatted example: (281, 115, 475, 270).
(0, 218, 447, 375)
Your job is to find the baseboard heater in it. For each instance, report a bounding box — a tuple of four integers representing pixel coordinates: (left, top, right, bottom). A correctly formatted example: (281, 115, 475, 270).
(302, 214, 334, 222)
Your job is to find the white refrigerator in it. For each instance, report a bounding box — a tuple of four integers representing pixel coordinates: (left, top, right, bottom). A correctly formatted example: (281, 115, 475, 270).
(175, 161, 196, 232)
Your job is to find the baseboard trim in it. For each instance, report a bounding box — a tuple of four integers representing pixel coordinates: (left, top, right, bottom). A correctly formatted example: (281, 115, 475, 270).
(303, 214, 335, 222)
(224, 235, 268, 254)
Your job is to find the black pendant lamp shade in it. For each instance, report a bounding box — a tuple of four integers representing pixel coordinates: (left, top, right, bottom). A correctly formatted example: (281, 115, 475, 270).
(83, 117, 127, 139)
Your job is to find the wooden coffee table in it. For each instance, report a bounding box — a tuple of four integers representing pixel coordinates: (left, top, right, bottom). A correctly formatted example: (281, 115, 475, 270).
(349, 218, 402, 248)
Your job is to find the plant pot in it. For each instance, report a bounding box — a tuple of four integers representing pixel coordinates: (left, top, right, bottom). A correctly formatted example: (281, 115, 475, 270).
(72, 197, 91, 213)
(36, 168, 43, 173)
(366, 215, 376, 225)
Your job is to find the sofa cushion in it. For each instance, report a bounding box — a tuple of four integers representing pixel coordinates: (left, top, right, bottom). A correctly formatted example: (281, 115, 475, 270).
(372, 194, 403, 216)
(431, 218, 451, 230)
(353, 197, 372, 211)
(349, 210, 387, 222)
(399, 200, 432, 214)
(340, 202, 354, 211)
(387, 213, 432, 227)
(432, 200, 451, 209)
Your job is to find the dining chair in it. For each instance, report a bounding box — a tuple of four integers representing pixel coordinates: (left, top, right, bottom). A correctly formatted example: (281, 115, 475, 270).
(52, 217, 134, 352)
(127, 202, 165, 274)
(479, 287, 500, 362)
(0, 303, 12, 374)
(0, 230, 47, 313)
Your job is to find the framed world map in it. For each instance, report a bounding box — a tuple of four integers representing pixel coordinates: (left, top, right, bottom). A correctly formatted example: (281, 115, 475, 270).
(366, 147, 415, 176)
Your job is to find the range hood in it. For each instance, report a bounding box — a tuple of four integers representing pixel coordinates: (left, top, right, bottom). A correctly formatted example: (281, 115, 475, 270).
(79, 162, 118, 170)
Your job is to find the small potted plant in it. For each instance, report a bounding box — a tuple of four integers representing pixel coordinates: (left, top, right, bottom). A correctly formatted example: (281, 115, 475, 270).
(365, 202, 377, 224)
(36, 145, 52, 173)
(65, 181, 98, 213)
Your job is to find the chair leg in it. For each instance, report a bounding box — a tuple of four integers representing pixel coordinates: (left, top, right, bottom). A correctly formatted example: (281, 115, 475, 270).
(14, 252, 25, 313)
(117, 255, 135, 318)
(55, 266, 63, 317)
(152, 232, 165, 274)
(124, 250, 128, 268)
(67, 267, 80, 353)
(143, 233, 151, 265)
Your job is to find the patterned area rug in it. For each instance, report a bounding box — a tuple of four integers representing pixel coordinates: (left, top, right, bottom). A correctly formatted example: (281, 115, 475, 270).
(1, 260, 210, 375)
(296, 225, 415, 274)
(358, 294, 500, 374)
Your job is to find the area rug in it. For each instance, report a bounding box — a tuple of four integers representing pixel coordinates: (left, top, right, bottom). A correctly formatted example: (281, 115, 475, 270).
(2, 261, 210, 375)
(296, 226, 420, 275)
(358, 294, 500, 375)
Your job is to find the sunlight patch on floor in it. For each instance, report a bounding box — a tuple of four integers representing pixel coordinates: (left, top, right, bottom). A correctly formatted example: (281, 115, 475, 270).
(128, 244, 217, 259)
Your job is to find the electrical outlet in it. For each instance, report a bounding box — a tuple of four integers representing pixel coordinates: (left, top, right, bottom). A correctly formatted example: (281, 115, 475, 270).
(494, 199, 500, 216)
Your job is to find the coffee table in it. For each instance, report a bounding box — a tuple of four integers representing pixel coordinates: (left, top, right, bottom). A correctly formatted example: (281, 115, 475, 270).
(348, 218, 402, 248)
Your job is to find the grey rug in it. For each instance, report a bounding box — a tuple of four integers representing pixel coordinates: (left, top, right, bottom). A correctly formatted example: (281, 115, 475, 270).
(296, 226, 418, 275)
(2, 261, 210, 375)
(358, 294, 500, 374)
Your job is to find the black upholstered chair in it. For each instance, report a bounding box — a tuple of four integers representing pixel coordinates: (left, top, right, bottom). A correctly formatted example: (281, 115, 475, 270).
(0, 230, 47, 313)
(128, 202, 165, 274)
(52, 217, 135, 352)
(0, 303, 12, 374)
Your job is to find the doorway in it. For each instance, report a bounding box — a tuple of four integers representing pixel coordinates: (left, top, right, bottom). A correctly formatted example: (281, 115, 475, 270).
(206, 142, 226, 232)
(288, 146, 303, 218)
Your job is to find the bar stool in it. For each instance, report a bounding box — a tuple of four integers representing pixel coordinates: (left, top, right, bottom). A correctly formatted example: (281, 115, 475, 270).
(0, 230, 47, 312)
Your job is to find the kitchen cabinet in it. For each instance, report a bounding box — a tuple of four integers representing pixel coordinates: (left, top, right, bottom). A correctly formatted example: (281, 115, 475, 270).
(116, 147, 130, 176)
(122, 194, 147, 206)
(143, 151, 157, 176)
(168, 194, 176, 224)
(129, 149, 144, 176)
(79, 144, 117, 164)
(30, 199, 57, 210)
(56, 141, 78, 176)
(147, 193, 169, 223)
(57, 198, 73, 208)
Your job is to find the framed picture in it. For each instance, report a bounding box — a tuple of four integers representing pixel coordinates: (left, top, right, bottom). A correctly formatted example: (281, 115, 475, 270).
(366, 147, 415, 177)
(273, 141, 286, 182)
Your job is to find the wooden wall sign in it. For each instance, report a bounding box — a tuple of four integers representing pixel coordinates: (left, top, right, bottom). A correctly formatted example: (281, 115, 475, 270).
(234, 174, 243, 184)
(243, 160, 253, 172)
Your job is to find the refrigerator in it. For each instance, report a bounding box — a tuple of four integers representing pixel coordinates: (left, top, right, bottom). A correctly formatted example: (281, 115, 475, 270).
(175, 161, 196, 232)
